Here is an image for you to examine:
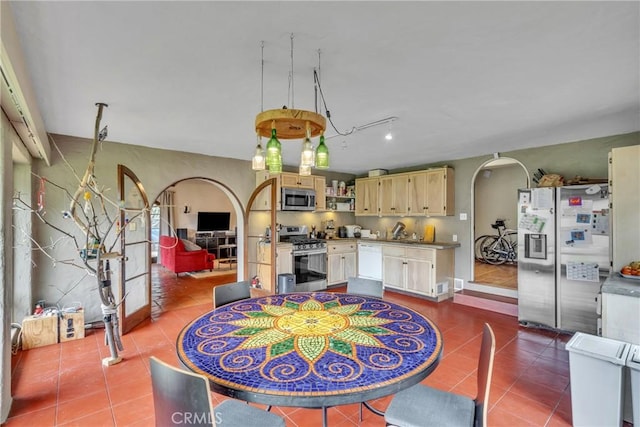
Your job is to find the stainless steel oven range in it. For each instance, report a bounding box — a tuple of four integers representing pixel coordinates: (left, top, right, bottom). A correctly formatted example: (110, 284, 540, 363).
(279, 225, 327, 292)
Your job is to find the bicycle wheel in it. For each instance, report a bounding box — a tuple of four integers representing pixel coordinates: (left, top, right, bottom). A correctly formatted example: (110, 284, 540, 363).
(474, 235, 491, 261)
(480, 236, 509, 265)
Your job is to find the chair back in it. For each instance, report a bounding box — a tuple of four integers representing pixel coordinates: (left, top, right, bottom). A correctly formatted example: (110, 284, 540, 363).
(474, 323, 496, 427)
(149, 356, 214, 426)
(213, 281, 251, 308)
(346, 276, 384, 298)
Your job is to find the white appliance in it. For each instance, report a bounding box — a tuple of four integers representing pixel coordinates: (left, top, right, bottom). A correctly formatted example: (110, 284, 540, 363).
(358, 242, 382, 281)
(517, 184, 610, 333)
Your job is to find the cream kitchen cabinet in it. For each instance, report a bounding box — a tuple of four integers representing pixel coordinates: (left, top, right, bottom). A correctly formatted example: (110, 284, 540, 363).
(254, 171, 281, 211)
(327, 241, 357, 285)
(379, 174, 409, 216)
(314, 176, 326, 211)
(609, 145, 640, 272)
(254, 172, 325, 211)
(407, 168, 455, 216)
(280, 172, 315, 189)
(256, 242, 293, 292)
(425, 167, 454, 216)
(355, 177, 379, 216)
(381, 244, 454, 301)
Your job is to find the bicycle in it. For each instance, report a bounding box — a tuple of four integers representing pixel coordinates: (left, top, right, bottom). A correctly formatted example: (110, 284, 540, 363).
(476, 219, 518, 265)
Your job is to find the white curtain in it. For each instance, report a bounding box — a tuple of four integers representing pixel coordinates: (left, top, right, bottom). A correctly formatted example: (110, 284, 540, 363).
(160, 190, 175, 237)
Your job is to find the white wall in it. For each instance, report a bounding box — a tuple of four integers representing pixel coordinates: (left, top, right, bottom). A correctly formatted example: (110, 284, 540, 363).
(30, 135, 255, 323)
(474, 165, 527, 237)
(172, 179, 237, 233)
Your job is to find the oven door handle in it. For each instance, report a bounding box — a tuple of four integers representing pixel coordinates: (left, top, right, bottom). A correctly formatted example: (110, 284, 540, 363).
(293, 250, 327, 256)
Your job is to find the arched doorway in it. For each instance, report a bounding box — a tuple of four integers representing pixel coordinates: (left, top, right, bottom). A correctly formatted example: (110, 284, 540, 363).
(469, 157, 529, 297)
(150, 177, 246, 310)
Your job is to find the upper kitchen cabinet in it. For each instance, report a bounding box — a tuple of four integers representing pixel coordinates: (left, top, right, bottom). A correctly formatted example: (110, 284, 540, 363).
(355, 177, 379, 216)
(255, 171, 281, 211)
(410, 167, 455, 216)
(425, 167, 454, 216)
(379, 174, 409, 216)
(280, 172, 315, 189)
(609, 145, 640, 272)
(314, 176, 326, 211)
(358, 167, 454, 217)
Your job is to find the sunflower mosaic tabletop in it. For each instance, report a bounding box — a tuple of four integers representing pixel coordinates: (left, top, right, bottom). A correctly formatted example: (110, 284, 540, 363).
(177, 292, 442, 408)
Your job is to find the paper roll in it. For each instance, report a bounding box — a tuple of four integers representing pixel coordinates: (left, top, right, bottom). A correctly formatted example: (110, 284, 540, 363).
(424, 225, 435, 243)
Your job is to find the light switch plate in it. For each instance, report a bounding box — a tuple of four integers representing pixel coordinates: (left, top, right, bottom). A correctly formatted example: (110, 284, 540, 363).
(452, 234, 458, 242)
(459, 213, 468, 221)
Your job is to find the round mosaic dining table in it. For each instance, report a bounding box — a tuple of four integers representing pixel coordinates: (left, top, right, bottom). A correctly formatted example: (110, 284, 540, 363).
(177, 292, 442, 408)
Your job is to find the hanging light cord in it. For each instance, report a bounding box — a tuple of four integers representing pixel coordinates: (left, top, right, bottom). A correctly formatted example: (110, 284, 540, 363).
(314, 69, 397, 137)
(260, 41, 264, 112)
(288, 33, 295, 109)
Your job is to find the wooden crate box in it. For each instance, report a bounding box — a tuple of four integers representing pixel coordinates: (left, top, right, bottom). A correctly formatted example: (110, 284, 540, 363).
(59, 311, 85, 342)
(21, 315, 58, 350)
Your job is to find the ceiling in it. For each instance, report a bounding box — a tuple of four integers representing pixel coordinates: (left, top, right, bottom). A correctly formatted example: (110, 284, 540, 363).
(7, 1, 639, 175)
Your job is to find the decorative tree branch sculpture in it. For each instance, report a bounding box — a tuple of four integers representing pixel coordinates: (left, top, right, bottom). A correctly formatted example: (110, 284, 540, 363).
(13, 102, 127, 366)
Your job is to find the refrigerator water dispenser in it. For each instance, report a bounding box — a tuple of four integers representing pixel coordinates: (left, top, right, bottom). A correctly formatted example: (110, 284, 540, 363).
(524, 234, 547, 259)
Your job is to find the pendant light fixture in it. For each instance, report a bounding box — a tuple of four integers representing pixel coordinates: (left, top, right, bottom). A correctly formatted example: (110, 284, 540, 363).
(252, 34, 328, 174)
(252, 42, 267, 171)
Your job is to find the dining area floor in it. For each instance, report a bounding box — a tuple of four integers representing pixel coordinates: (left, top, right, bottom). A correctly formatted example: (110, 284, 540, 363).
(7, 266, 576, 426)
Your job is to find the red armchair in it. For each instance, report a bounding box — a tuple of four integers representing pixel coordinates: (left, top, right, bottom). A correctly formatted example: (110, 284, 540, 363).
(159, 236, 214, 275)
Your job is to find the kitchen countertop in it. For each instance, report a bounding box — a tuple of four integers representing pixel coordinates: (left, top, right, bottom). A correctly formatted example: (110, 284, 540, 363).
(601, 273, 640, 298)
(323, 237, 460, 250)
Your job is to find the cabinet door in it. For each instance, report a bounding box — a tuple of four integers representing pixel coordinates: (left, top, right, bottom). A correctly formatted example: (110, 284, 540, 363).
(379, 177, 394, 215)
(405, 258, 433, 296)
(280, 173, 300, 188)
(392, 175, 409, 215)
(379, 175, 409, 216)
(276, 245, 293, 274)
(355, 177, 379, 216)
(327, 253, 344, 285)
(343, 252, 357, 281)
(254, 171, 280, 210)
(383, 255, 405, 289)
(297, 175, 315, 189)
(281, 172, 315, 189)
(407, 172, 427, 216)
(314, 176, 326, 211)
(426, 168, 454, 216)
(610, 145, 640, 272)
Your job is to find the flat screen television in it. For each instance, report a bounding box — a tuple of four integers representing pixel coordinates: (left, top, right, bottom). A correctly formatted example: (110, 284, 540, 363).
(197, 212, 230, 232)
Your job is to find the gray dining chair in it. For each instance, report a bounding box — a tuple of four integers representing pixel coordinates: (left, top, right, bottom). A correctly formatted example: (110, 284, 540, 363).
(213, 280, 251, 308)
(385, 323, 496, 427)
(346, 276, 384, 298)
(149, 356, 285, 427)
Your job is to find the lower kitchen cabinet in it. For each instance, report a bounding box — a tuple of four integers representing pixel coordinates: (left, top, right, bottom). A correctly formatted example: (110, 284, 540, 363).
(327, 241, 357, 285)
(382, 244, 454, 301)
(257, 243, 293, 292)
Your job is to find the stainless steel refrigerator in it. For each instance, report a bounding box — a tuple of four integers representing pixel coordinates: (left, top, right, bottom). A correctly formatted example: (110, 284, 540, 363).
(517, 184, 610, 333)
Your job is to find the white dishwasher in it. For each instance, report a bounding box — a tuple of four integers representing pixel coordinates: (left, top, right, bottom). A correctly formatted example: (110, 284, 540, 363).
(357, 242, 382, 281)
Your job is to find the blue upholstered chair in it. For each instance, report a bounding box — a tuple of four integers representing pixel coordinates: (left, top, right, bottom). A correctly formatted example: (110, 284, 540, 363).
(212, 280, 251, 308)
(385, 323, 496, 427)
(346, 276, 384, 298)
(149, 356, 285, 427)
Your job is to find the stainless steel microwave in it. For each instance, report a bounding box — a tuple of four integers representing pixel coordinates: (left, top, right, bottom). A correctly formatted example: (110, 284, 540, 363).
(281, 187, 316, 211)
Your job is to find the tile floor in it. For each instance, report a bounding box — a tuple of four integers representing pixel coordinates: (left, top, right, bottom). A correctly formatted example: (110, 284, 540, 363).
(7, 265, 578, 426)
